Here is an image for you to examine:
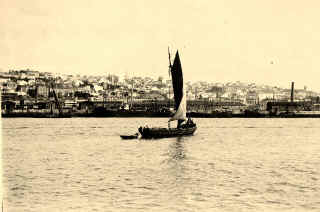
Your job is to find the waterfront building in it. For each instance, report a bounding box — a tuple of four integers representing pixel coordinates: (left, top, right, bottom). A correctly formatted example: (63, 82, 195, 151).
(246, 91, 258, 105)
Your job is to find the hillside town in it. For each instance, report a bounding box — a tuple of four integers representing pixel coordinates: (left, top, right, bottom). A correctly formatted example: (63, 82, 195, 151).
(1, 69, 320, 117)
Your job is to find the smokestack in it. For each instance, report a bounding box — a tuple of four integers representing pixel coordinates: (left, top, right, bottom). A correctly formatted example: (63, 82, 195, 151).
(291, 82, 294, 102)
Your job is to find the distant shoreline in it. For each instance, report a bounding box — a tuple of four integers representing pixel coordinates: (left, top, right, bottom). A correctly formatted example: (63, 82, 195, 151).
(3, 111, 320, 118)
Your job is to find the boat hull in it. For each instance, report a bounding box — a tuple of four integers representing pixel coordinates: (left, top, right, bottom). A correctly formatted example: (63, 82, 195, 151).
(120, 135, 138, 139)
(138, 126, 197, 139)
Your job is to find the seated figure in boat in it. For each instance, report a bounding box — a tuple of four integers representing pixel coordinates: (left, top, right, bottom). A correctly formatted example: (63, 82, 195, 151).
(186, 117, 195, 127)
(138, 125, 149, 134)
(179, 117, 196, 129)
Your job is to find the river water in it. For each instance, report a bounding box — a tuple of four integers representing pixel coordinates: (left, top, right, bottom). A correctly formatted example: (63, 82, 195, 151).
(2, 118, 320, 212)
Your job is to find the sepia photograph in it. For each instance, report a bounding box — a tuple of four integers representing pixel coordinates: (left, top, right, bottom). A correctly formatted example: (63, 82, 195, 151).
(1, 0, 320, 211)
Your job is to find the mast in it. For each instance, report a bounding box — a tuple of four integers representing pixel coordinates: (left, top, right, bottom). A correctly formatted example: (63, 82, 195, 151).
(48, 82, 53, 114)
(50, 81, 63, 115)
(130, 77, 133, 109)
(168, 84, 171, 108)
(168, 47, 172, 109)
(35, 80, 38, 103)
(168, 47, 172, 74)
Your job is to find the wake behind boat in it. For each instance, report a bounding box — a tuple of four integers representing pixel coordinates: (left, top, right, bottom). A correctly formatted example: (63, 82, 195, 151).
(138, 49, 197, 139)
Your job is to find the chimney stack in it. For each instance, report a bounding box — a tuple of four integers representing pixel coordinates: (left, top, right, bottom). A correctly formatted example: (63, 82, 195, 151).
(291, 82, 294, 102)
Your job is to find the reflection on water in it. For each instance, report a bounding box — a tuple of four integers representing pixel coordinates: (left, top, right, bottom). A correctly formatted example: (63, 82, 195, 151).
(167, 137, 187, 192)
(167, 137, 187, 164)
(162, 137, 190, 210)
(2, 118, 320, 212)
(171, 137, 187, 161)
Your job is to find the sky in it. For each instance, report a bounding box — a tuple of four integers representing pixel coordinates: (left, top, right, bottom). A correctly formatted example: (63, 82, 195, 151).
(1, 0, 320, 91)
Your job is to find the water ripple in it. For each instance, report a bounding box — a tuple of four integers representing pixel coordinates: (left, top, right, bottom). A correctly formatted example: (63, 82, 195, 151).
(2, 118, 320, 211)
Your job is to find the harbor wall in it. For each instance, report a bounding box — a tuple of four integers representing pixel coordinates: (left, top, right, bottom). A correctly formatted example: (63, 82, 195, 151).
(2, 99, 320, 118)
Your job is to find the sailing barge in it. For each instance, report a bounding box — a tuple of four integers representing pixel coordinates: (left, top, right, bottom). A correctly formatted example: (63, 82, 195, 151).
(138, 49, 197, 139)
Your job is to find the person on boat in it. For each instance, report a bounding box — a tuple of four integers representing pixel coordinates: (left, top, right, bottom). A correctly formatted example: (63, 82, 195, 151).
(177, 119, 184, 128)
(186, 117, 191, 125)
(190, 118, 195, 127)
(184, 117, 195, 128)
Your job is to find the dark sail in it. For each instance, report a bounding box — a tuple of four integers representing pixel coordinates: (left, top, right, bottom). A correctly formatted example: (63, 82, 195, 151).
(170, 51, 183, 110)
